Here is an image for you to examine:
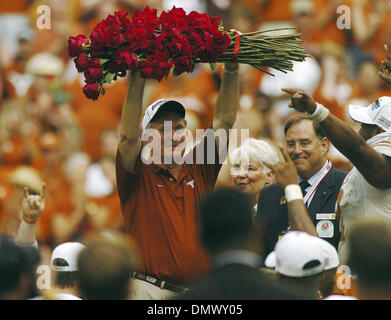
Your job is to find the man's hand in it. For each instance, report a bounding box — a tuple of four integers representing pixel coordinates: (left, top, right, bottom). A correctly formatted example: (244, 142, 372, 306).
(22, 184, 46, 224)
(264, 145, 318, 236)
(281, 88, 317, 114)
(379, 44, 391, 86)
(263, 145, 299, 190)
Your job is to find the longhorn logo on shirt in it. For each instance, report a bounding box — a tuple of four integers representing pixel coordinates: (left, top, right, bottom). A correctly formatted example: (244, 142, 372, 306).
(187, 180, 195, 188)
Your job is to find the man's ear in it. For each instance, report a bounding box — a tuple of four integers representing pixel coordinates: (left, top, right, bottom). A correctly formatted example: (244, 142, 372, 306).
(265, 171, 274, 185)
(321, 137, 330, 154)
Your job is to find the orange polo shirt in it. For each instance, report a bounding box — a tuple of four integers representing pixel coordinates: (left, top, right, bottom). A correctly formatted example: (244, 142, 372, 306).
(116, 131, 223, 285)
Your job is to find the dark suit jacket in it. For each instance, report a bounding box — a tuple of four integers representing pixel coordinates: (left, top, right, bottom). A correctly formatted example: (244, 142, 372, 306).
(176, 263, 312, 300)
(257, 166, 346, 257)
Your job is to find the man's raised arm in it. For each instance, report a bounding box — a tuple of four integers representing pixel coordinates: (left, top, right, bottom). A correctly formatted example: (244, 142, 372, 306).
(212, 62, 239, 150)
(118, 71, 146, 173)
(282, 88, 391, 189)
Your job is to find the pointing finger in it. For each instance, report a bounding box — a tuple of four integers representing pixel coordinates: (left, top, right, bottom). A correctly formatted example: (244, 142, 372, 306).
(281, 88, 298, 96)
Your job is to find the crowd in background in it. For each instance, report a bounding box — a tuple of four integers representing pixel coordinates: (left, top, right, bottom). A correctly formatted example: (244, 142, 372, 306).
(1, 0, 391, 299)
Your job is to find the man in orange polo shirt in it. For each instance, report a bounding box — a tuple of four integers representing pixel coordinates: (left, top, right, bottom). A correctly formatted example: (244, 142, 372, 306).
(116, 62, 239, 300)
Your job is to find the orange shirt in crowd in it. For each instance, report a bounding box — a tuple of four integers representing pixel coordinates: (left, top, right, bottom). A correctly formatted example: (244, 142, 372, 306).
(66, 79, 127, 160)
(310, 0, 349, 49)
(312, 88, 346, 122)
(350, 1, 391, 64)
(0, 1, 30, 13)
(0, 165, 19, 231)
(36, 166, 74, 243)
(116, 132, 223, 285)
(259, 0, 293, 22)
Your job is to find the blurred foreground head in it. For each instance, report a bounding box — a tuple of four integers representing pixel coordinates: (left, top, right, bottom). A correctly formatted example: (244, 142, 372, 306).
(199, 188, 261, 256)
(0, 234, 40, 300)
(77, 233, 138, 300)
(347, 216, 391, 299)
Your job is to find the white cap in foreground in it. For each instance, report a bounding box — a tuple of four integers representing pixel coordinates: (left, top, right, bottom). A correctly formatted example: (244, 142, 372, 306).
(265, 231, 339, 278)
(51, 242, 86, 272)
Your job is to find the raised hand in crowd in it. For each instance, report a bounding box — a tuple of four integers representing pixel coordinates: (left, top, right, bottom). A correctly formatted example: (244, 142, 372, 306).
(263, 145, 298, 190)
(22, 185, 46, 225)
(281, 88, 317, 114)
(16, 184, 46, 246)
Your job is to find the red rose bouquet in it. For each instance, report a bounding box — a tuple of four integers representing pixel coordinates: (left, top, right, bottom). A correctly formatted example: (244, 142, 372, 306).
(68, 7, 308, 100)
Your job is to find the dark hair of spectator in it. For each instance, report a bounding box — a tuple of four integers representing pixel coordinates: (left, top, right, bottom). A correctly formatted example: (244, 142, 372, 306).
(0, 234, 39, 299)
(77, 236, 135, 300)
(199, 187, 255, 254)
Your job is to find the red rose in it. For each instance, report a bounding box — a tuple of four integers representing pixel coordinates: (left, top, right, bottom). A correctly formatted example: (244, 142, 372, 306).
(131, 6, 159, 32)
(167, 35, 191, 58)
(68, 35, 89, 57)
(173, 56, 195, 75)
(84, 60, 103, 83)
(197, 46, 219, 63)
(185, 12, 210, 28)
(74, 53, 89, 72)
(147, 39, 163, 55)
(110, 48, 138, 72)
(159, 6, 187, 31)
(208, 15, 222, 28)
(140, 54, 172, 81)
(206, 31, 231, 55)
(83, 83, 100, 100)
(103, 26, 124, 48)
(123, 27, 148, 51)
(181, 30, 203, 56)
(167, 39, 182, 58)
(139, 61, 155, 79)
(90, 24, 106, 51)
(114, 10, 128, 24)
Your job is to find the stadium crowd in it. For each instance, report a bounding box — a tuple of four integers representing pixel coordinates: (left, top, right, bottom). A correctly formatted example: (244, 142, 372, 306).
(1, 0, 391, 300)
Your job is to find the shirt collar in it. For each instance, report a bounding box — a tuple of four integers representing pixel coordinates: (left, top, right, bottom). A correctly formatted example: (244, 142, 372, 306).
(150, 162, 191, 183)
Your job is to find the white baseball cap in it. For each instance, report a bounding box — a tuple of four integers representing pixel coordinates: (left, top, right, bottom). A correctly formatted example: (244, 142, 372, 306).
(142, 99, 185, 131)
(349, 97, 391, 132)
(319, 236, 339, 270)
(265, 231, 337, 277)
(51, 242, 86, 272)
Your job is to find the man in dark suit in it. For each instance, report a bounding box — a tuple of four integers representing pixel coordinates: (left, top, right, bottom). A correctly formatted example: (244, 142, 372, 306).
(176, 188, 311, 300)
(257, 115, 346, 257)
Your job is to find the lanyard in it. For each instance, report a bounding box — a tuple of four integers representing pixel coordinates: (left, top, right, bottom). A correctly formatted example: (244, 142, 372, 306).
(303, 160, 332, 205)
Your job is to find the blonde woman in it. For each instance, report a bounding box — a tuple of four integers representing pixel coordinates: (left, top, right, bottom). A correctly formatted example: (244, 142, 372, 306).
(229, 138, 279, 211)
